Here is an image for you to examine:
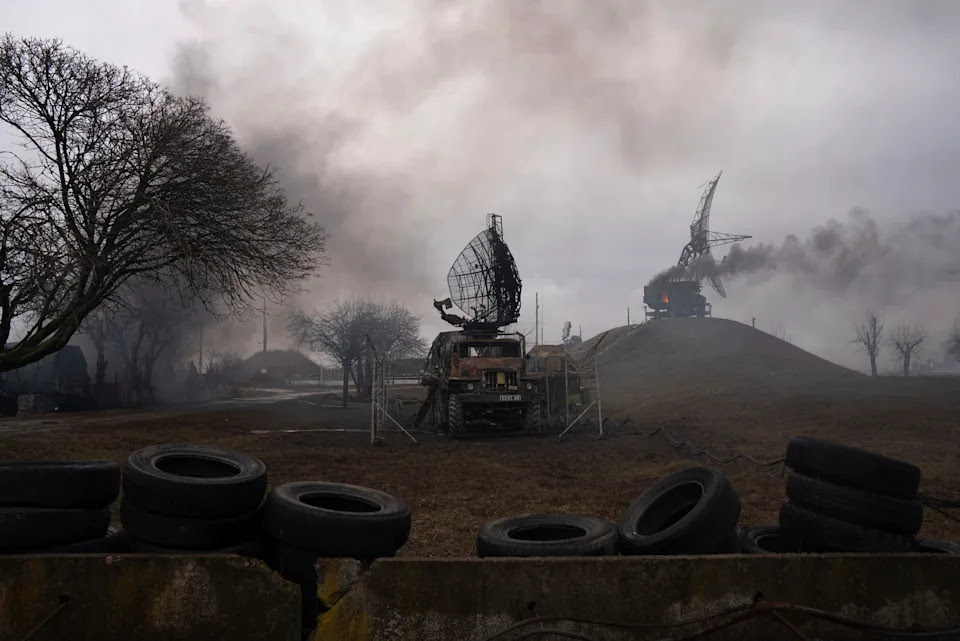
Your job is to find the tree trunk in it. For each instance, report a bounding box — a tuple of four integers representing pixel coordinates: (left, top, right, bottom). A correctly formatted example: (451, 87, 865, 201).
(352, 356, 370, 400)
(94, 340, 107, 398)
(903, 353, 911, 376)
(143, 356, 155, 403)
(869, 354, 877, 377)
(341, 361, 350, 407)
(364, 355, 374, 399)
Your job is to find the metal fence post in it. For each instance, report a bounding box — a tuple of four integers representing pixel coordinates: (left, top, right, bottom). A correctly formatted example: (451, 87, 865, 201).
(595, 353, 603, 437)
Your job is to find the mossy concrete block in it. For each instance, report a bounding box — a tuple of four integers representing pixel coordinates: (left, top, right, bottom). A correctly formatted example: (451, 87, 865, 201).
(0, 554, 300, 641)
(313, 554, 960, 641)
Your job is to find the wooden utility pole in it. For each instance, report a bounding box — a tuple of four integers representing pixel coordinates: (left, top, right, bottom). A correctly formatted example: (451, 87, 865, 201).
(535, 293, 539, 347)
(262, 299, 268, 353)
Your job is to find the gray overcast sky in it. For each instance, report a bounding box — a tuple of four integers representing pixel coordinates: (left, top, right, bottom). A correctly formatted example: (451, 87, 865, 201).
(5, 1, 960, 371)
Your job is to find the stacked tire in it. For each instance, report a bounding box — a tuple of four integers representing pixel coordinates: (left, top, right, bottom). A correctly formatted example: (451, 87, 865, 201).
(765, 437, 921, 553)
(0, 461, 127, 553)
(262, 482, 411, 640)
(121, 445, 267, 557)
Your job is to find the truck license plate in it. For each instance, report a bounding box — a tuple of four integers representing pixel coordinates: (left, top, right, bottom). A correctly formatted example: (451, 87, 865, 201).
(499, 394, 521, 401)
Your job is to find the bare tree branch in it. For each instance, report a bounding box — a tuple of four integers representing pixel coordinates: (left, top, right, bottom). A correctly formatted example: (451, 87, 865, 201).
(288, 299, 426, 407)
(887, 323, 926, 376)
(0, 36, 327, 371)
(851, 311, 884, 376)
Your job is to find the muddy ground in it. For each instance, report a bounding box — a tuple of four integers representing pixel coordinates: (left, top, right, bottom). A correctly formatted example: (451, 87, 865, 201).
(1, 378, 958, 557)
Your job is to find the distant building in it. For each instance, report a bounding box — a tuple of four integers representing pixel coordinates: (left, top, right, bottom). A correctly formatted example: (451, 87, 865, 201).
(1, 344, 92, 414)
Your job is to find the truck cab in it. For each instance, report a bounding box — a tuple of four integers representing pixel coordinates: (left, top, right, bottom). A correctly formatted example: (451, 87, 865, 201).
(420, 331, 542, 434)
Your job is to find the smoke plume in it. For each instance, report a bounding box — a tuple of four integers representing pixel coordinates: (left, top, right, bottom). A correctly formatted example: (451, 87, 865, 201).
(157, 1, 960, 369)
(651, 208, 960, 309)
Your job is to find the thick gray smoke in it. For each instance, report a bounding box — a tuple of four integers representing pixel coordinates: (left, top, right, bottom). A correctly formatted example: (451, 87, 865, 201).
(652, 208, 960, 307)
(159, 0, 960, 369)
(165, 0, 773, 349)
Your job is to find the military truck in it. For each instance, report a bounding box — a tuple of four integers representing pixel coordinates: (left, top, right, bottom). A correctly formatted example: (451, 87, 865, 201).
(419, 330, 542, 434)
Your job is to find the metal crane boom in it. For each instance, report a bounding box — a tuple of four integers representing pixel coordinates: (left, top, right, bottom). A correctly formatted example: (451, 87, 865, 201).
(674, 171, 751, 298)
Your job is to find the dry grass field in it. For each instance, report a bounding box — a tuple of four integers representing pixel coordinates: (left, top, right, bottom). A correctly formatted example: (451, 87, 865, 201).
(1, 317, 958, 557)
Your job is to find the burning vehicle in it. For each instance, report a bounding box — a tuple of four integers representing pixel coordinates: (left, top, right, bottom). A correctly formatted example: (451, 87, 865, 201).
(644, 172, 750, 320)
(415, 215, 543, 434)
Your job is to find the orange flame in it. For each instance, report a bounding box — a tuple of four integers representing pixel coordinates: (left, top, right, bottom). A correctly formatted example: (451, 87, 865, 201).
(661, 292, 669, 304)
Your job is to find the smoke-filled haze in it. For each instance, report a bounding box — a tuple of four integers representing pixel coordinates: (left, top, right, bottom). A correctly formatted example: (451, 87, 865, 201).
(6, 0, 960, 371)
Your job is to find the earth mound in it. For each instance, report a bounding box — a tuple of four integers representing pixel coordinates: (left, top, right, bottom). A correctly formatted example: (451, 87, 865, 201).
(573, 317, 862, 415)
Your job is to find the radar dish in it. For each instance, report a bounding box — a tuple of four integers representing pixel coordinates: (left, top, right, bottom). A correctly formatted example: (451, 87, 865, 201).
(445, 214, 521, 329)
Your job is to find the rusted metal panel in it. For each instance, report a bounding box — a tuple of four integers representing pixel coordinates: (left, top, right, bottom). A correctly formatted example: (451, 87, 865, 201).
(451, 357, 525, 378)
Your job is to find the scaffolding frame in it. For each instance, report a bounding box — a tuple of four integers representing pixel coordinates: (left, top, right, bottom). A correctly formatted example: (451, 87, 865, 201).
(368, 337, 418, 445)
(557, 351, 603, 441)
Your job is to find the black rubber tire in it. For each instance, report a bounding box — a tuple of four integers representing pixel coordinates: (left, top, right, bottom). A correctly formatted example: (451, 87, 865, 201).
(522, 403, 542, 434)
(912, 539, 960, 554)
(43, 526, 130, 553)
(0, 461, 120, 509)
(448, 395, 465, 434)
(740, 525, 809, 554)
(7, 526, 129, 554)
(715, 527, 741, 554)
(618, 467, 741, 555)
(778, 502, 913, 553)
(786, 472, 922, 535)
(263, 482, 411, 558)
(785, 437, 920, 499)
(477, 514, 618, 558)
(120, 499, 261, 549)
(0, 507, 110, 551)
(129, 536, 266, 558)
(122, 444, 267, 518)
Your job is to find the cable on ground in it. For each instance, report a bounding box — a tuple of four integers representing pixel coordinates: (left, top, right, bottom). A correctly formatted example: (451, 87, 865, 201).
(596, 418, 786, 475)
(473, 596, 960, 641)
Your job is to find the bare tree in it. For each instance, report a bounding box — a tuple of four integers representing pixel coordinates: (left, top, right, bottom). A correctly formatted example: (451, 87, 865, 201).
(79, 308, 111, 398)
(288, 299, 426, 407)
(354, 301, 428, 398)
(203, 350, 244, 398)
(852, 312, 884, 376)
(0, 37, 327, 371)
(888, 323, 926, 376)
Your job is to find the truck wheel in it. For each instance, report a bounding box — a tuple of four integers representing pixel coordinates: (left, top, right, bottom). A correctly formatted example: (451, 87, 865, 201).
(448, 395, 465, 434)
(522, 402, 542, 433)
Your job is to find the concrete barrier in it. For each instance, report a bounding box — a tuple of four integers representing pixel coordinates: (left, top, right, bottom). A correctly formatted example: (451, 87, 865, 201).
(0, 555, 300, 641)
(312, 555, 960, 641)
(3, 554, 958, 640)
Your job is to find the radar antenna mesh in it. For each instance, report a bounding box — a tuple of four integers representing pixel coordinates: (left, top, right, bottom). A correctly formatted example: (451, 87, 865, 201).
(445, 214, 522, 330)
